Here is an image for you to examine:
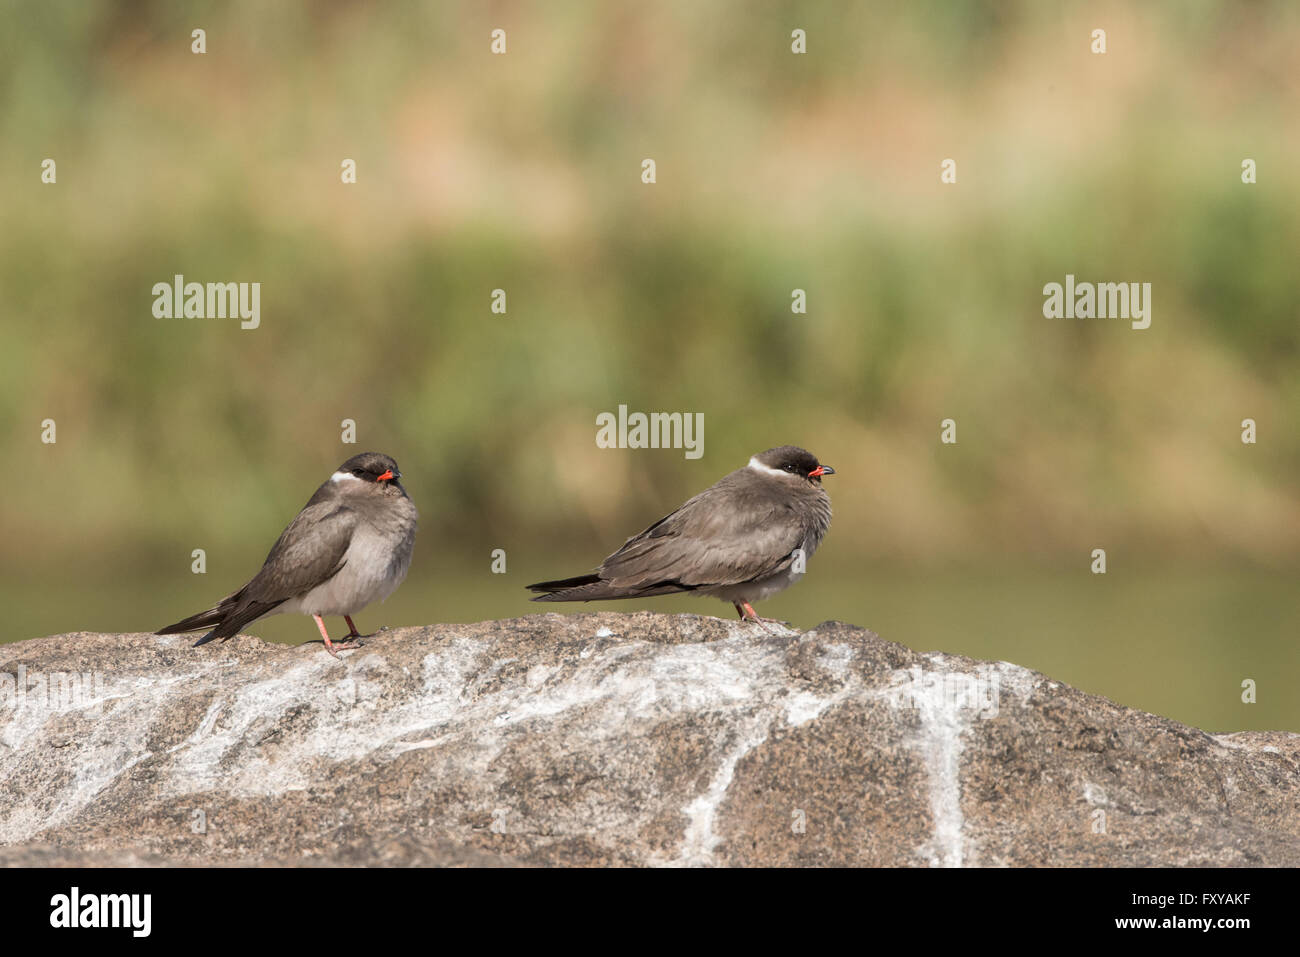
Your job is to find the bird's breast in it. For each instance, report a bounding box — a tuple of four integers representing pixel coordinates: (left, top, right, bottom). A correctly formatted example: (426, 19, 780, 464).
(290, 519, 415, 617)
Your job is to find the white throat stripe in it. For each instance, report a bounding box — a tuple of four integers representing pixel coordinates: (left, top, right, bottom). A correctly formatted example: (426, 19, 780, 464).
(748, 456, 787, 477)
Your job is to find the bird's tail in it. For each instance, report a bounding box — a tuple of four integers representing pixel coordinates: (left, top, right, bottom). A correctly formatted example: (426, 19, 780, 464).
(158, 599, 282, 646)
(527, 573, 626, 602)
(527, 574, 688, 602)
(156, 606, 225, 636)
(526, 573, 601, 599)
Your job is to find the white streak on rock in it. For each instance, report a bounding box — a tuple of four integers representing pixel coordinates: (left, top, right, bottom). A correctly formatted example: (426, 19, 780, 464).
(672, 718, 772, 867)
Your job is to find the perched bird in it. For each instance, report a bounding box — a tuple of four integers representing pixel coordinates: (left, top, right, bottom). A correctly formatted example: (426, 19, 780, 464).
(157, 452, 417, 657)
(527, 445, 833, 623)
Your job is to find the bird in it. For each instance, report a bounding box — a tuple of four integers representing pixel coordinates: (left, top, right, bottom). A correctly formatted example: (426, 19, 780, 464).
(527, 445, 833, 624)
(157, 452, 417, 657)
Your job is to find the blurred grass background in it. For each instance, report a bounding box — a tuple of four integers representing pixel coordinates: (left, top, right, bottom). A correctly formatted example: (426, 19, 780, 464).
(1, 1, 1297, 731)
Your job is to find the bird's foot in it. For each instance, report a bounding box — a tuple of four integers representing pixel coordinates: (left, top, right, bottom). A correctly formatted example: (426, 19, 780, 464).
(733, 603, 794, 632)
(316, 614, 363, 658)
(343, 617, 387, 641)
(320, 637, 364, 658)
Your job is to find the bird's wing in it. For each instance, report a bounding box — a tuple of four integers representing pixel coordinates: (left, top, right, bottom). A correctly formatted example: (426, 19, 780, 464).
(239, 502, 359, 603)
(599, 490, 806, 590)
(157, 501, 359, 641)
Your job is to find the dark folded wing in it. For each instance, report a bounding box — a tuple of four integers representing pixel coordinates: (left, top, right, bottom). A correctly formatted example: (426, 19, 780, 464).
(159, 501, 359, 642)
(239, 502, 358, 603)
(598, 491, 804, 590)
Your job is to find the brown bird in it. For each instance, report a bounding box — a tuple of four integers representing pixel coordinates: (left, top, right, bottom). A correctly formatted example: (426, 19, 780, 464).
(157, 452, 417, 657)
(527, 446, 833, 623)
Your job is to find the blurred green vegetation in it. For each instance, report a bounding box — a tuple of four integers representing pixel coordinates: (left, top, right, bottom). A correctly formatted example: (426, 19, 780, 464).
(1, 2, 1297, 730)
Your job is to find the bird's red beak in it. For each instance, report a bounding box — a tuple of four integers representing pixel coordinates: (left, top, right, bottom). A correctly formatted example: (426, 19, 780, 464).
(376, 469, 395, 482)
(808, 465, 834, 478)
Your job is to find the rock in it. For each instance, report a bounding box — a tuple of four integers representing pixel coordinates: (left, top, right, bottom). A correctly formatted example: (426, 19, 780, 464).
(0, 612, 1296, 866)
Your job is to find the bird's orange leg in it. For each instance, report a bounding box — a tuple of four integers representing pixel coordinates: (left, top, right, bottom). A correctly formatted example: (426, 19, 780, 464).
(314, 614, 343, 658)
(333, 614, 368, 649)
(734, 601, 787, 630)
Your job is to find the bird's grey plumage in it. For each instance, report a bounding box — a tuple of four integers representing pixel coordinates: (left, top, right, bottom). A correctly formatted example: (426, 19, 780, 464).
(528, 446, 833, 616)
(158, 452, 417, 647)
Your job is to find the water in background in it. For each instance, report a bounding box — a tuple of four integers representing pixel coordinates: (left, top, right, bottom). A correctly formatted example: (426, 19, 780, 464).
(6, 560, 1295, 734)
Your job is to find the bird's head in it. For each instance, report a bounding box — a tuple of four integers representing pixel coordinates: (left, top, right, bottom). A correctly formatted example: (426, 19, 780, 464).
(749, 446, 835, 485)
(332, 452, 405, 494)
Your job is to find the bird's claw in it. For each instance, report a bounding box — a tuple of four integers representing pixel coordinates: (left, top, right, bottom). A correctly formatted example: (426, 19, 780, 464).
(322, 637, 364, 658)
(733, 602, 794, 632)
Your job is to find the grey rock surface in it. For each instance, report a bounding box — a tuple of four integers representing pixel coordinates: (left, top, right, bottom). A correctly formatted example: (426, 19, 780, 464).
(1, 612, 1296, 866)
